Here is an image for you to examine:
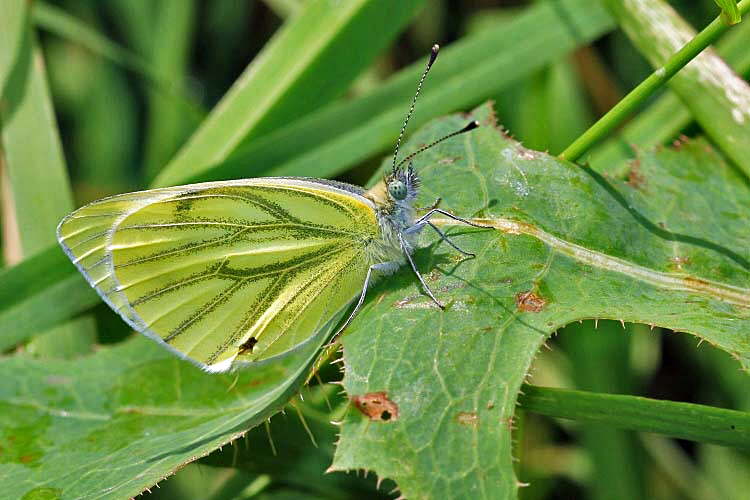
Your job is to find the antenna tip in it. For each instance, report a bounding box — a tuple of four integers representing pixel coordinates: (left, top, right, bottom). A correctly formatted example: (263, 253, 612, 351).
(460, 120, 480, 133)
(428, 44, 440, 66)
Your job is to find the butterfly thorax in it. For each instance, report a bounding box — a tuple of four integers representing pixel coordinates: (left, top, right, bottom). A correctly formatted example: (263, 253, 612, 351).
(364, 165, 421, 269)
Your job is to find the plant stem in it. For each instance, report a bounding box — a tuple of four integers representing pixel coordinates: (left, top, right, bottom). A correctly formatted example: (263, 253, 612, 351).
(559, 0, 750, 162)
(519, 385, 750, 450)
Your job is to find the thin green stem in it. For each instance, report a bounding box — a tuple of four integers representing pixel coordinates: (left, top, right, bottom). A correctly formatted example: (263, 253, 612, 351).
(559, 0, 750, 162)
(519, 385, 750, 450)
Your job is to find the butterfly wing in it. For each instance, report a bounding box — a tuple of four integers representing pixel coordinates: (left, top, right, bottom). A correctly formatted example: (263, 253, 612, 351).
(57, 178, 378, 372)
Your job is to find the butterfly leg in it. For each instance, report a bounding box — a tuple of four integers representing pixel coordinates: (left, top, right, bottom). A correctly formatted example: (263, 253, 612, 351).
(405, 209, 486, 257)
(414, 208, 493, 228)
(327, 262, 398, 345)
(398, 233, 445, 310)
(416, 197, 442, 212)
(426, 221, 475, 257)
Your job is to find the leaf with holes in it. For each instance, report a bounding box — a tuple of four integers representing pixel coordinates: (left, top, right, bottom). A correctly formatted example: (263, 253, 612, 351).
(331, 103, 750, 499)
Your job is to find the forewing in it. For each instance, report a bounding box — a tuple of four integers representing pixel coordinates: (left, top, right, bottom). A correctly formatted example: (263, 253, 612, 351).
(57, 179, 377, 372)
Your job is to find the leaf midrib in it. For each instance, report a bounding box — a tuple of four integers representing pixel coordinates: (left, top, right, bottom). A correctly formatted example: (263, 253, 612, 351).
(432, 217, 750, 307)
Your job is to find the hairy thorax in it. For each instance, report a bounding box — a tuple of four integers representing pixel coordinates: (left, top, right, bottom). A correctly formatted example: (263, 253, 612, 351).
(364, 179, 421, 270)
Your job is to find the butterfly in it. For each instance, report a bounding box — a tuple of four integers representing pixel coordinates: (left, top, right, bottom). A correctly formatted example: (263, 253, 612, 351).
(56, 45, 490, 373)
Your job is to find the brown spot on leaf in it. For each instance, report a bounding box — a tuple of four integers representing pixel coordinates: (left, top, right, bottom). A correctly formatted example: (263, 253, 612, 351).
(669, 256, 690, 270)
(352, 392, 399, 422)
(426, 269, 441, 282)
(672, 134, 690, 150)
(438, 156, 461, 165)
(516, 291, 546, 312)
(683, 276, 708, 286)
(456, 412, 479, 427)
(626, 159, 645, 189)
(238, 337, 258, 355)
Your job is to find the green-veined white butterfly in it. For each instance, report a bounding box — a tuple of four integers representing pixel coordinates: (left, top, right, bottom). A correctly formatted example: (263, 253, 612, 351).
(57, 45, 489, 373)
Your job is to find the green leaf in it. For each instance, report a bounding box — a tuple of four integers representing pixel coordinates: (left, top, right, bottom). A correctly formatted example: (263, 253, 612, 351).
(714, 0, 742, 24)
(507, 60, 593, 155)
(0, 0, 25, 91)
(0, 245, 97, 352)
(0, 4, 74, 257)
(331, 103, 749, 499)
(0, 2, 95, 355)
(162, 0, 614, 185)
(262, 0, 302, 19)
(0, 326, 329, 498)
(153, 0, 426, 187)
(602, 0, 750, 176)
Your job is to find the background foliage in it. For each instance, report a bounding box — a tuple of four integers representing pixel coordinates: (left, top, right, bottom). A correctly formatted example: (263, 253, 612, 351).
(0, 0, 749, 499)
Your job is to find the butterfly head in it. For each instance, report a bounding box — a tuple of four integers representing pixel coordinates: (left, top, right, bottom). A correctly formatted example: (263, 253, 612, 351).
(386, 162, 420, 204)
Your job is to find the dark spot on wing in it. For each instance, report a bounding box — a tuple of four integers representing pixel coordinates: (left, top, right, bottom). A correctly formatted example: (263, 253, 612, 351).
(238, 337, 258, 355)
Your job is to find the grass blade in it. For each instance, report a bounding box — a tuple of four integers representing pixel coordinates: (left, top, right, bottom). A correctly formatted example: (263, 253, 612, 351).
(0, 247, 97, 351)
(519, 385, 750, 450)
(142, 0, 198, 180)
(0, 3, 95, 354)
(154, 0, 425, 187)
(162, 0, 615, 186)
(559, 321, 645, 499)
(33, 2, 201, 118)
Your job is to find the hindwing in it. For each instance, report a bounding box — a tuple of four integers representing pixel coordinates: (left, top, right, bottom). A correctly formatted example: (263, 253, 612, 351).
(57, 178, 378, 372)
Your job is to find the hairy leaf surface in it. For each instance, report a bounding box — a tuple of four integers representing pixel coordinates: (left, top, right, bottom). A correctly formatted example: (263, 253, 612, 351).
(0, 332, 327, 498)
(331, 103, 749, 499)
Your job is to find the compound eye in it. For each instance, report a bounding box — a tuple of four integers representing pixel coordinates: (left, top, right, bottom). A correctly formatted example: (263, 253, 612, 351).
(388, 180, 407, 200)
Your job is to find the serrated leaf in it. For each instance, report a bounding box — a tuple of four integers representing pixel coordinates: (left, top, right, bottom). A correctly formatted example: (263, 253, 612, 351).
(202, 386, 392, 499)
(0, 326, 329, 498)
(331, 103, 749, 499)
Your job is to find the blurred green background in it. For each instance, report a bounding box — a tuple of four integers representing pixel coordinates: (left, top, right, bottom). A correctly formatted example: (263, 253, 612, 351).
(2, 0, 748, 498)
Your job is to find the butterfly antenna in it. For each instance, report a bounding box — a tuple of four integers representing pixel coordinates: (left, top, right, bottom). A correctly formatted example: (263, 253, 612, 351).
(392, 44, 440, 172)
(395, 120, 479, 169)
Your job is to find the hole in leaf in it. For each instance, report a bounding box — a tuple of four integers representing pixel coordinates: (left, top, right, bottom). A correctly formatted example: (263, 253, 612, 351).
(351, 392, 399, 422)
